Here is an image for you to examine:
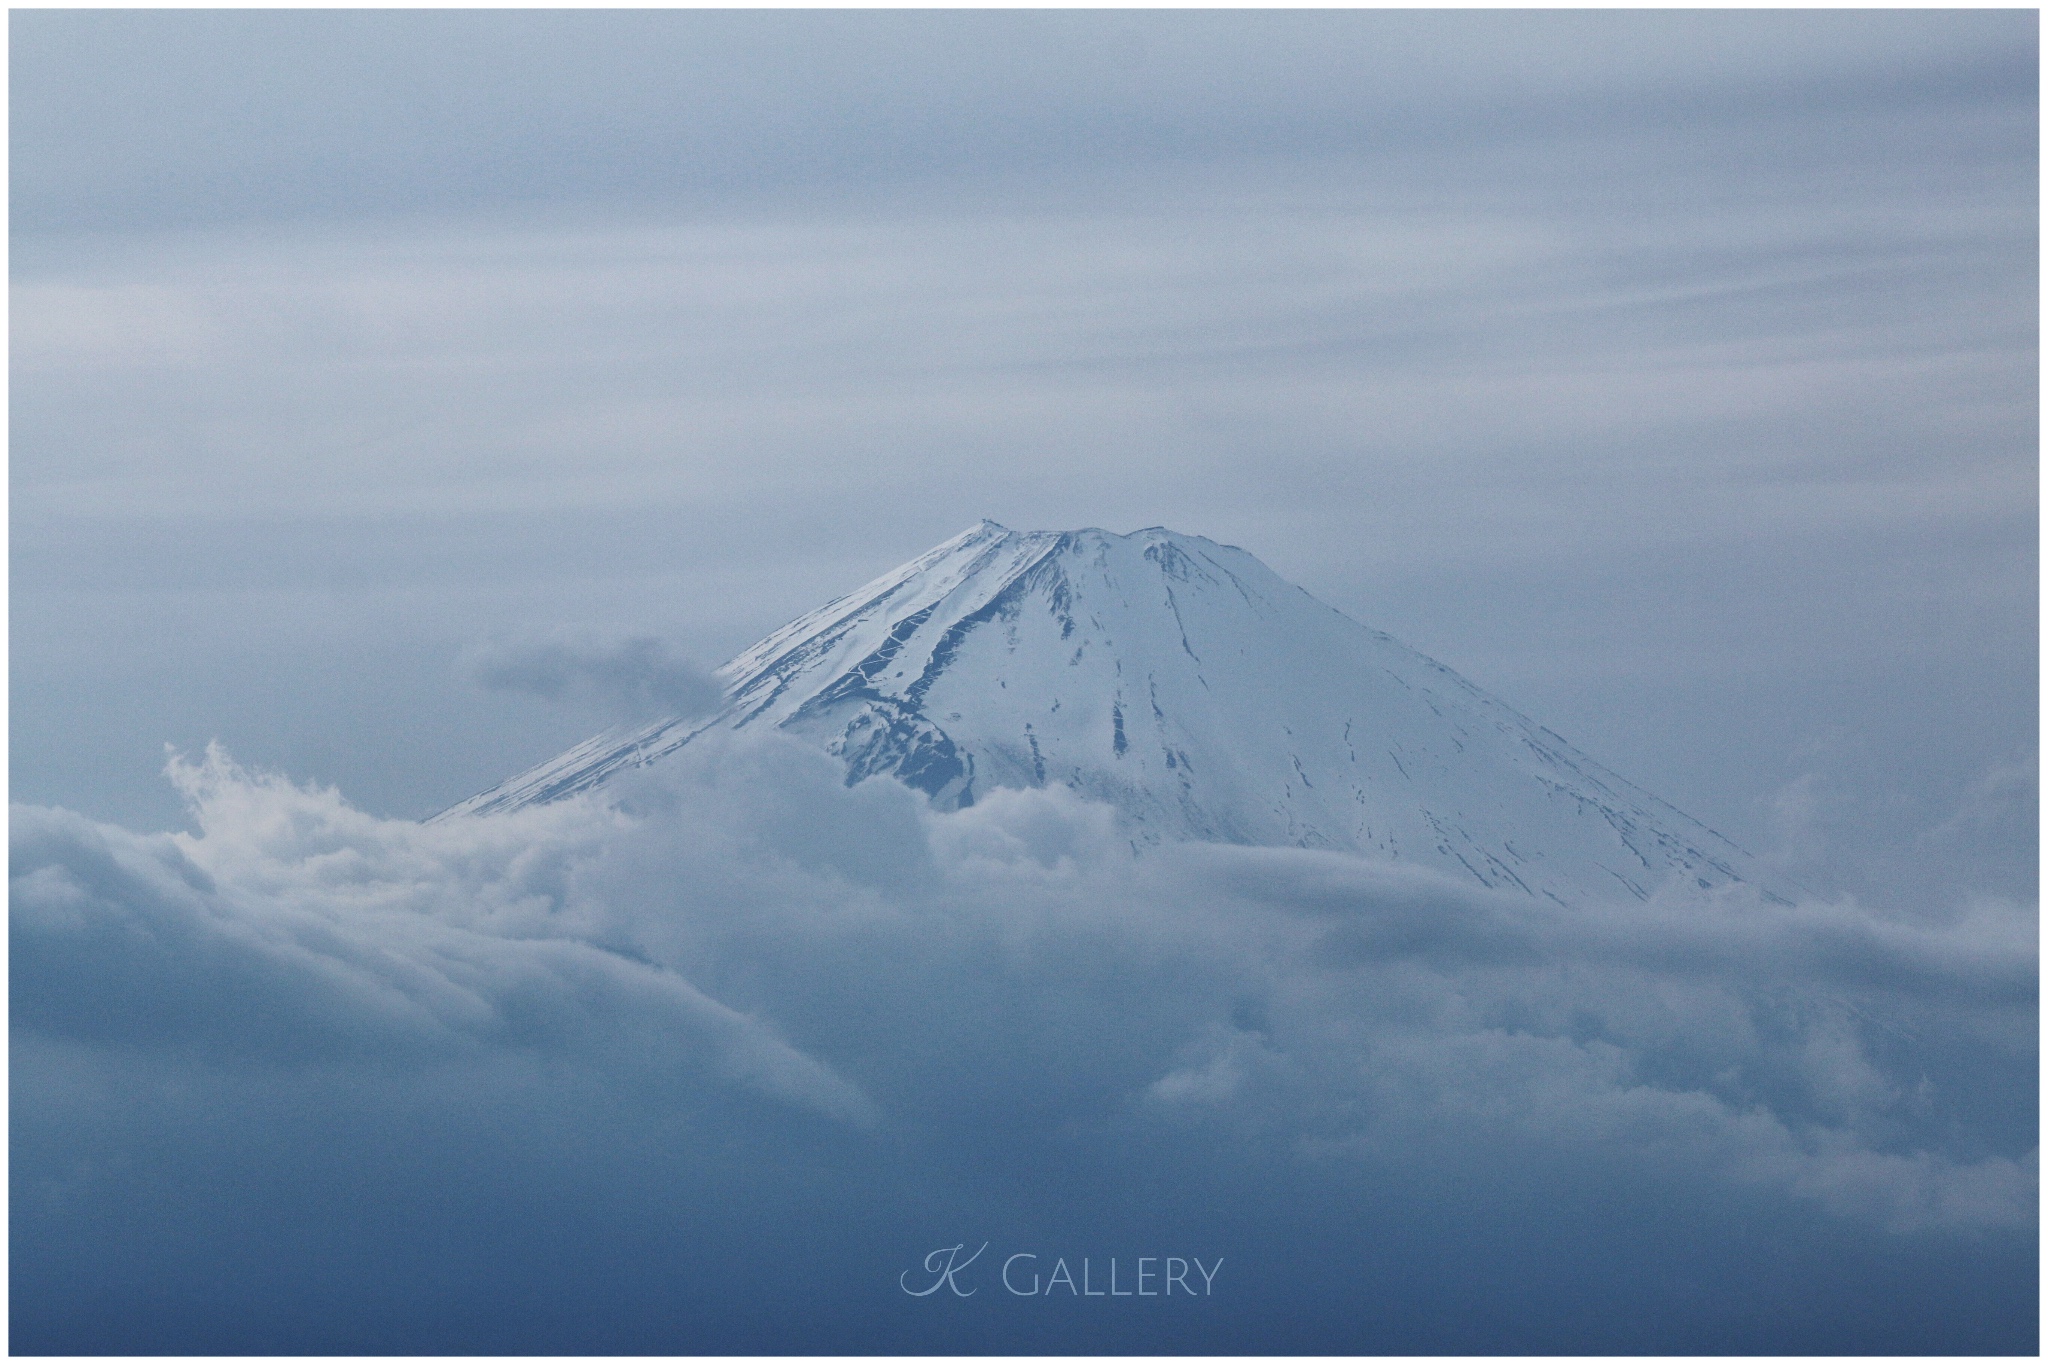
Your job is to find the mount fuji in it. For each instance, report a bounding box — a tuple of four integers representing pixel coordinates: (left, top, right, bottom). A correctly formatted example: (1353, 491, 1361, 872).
(442, 521, 1783, 908)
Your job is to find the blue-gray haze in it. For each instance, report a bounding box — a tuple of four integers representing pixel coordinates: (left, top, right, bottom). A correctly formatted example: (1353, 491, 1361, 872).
(10, 10, 2036, 1354)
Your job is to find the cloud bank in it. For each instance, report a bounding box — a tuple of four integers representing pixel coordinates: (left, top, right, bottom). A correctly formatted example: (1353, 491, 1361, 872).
(13, 738, 2035, 1352)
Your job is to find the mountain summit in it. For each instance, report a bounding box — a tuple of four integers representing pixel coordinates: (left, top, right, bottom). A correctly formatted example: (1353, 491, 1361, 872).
(443, 521, 1779, 907)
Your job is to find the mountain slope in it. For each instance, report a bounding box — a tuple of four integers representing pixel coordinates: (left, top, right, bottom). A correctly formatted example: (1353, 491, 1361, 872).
(441, 521, 1783, 907)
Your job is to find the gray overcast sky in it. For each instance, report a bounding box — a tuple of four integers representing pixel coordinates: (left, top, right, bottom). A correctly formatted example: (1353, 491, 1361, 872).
(9, 13, 2039, 1354)
(11, 8, 2037, 910)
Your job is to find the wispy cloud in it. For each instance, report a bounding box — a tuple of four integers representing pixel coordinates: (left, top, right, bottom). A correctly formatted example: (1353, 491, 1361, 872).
(467, 635, 722, 724)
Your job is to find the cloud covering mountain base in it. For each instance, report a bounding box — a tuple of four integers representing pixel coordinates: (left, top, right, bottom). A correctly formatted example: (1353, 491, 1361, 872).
(12, 738, 2037, 1353)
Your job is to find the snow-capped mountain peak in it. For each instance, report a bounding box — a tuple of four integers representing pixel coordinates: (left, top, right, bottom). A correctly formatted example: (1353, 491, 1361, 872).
(441, 521, 1781, 908)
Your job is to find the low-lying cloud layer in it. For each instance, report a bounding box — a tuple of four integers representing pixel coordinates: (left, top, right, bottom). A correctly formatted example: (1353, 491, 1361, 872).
(13, 738, 2036, 1352)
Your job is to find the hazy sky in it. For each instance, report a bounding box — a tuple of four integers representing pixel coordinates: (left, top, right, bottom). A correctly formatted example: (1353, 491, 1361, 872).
(10, 12, 2038, 1352)
(14, 10, 2036, 910)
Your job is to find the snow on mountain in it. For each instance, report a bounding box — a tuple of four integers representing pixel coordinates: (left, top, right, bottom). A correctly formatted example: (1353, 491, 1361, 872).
(440, 520, 1784, 908)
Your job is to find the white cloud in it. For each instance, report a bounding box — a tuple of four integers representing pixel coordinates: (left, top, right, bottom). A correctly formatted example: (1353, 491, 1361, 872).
(15, 745, 876, 1124)
(13, 736, 2033, 1236)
